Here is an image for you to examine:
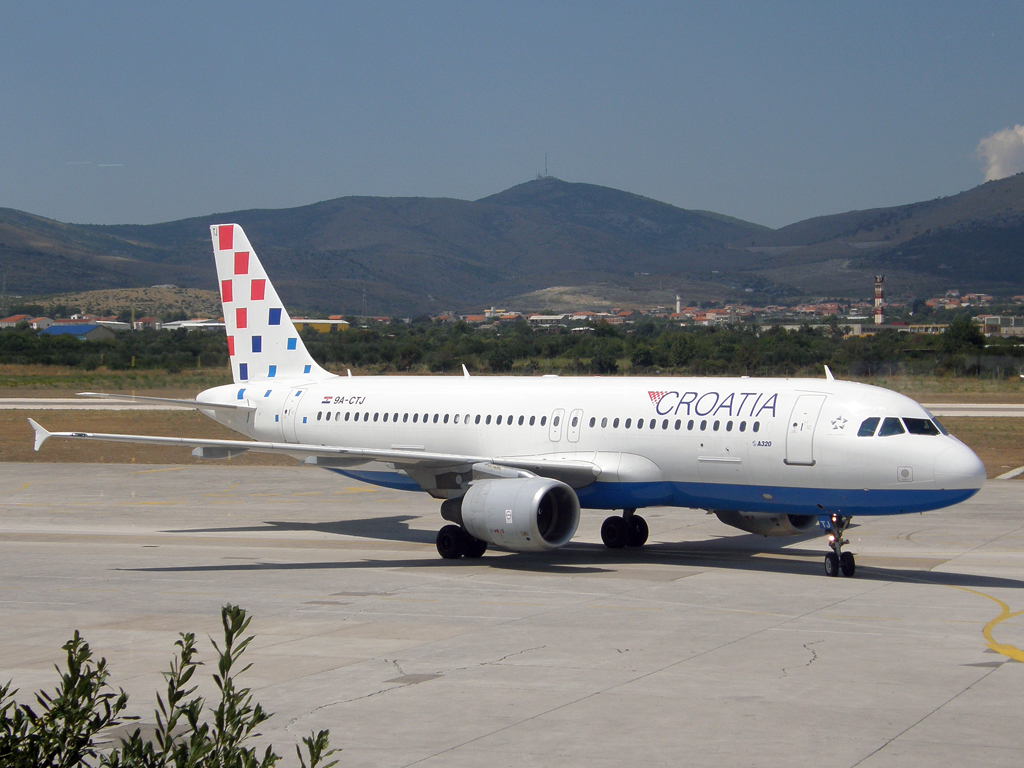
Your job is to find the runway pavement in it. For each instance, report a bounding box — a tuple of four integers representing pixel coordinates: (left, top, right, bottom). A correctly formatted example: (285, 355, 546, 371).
(1, 463, 1022, 767)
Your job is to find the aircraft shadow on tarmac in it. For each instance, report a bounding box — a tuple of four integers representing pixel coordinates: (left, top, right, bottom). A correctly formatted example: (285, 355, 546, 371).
(165, 515, 438, 544)
(141, 516, 1024, 589)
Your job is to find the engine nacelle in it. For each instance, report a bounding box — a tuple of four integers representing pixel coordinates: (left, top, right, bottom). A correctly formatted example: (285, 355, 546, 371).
(714, 510, 819, 537)
(459, 477, 580, 552)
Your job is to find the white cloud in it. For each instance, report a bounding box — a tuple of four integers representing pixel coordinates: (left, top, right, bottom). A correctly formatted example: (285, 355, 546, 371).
(977, 124, 1024, 181)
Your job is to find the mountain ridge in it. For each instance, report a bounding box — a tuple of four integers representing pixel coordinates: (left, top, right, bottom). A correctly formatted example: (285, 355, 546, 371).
(1, 174, 1022, 314)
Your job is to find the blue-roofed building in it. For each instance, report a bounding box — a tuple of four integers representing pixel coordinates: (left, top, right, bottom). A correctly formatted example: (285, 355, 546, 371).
(38, 324, 116, 341)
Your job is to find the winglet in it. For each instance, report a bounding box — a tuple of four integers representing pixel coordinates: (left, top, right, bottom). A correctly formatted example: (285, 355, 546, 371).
(824, 365, 835, 381)
(347, 369, 352, 377)
(462, 364, 470, 378)
(28, 418, 51, 451)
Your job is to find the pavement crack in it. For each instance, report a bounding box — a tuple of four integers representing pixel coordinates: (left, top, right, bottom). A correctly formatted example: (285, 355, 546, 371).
(483, 645, 545, 666)
(781, 640, 821, 677)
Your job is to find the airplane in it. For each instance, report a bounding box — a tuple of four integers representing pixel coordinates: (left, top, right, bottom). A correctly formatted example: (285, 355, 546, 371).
(29, 224, 987, 577)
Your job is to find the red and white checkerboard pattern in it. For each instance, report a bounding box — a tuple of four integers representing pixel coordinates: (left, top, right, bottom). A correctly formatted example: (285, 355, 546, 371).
(211, 224, 325, 384)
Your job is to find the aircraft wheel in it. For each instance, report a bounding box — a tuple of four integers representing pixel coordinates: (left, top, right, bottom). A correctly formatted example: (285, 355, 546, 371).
(824, 552, 840, 577)
(463, 536, 488, 559)
(436, 525, 466, 559)
(626, 515, 649, 547)
(840, 551, 856, 577)
(601, 516, 628, 549)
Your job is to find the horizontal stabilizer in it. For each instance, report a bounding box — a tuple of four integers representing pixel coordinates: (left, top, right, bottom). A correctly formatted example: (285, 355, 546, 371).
(77, 392, 255, 412)
(27, 418, 51, 451)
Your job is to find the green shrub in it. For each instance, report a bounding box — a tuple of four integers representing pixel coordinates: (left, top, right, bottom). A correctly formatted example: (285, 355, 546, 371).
(0, 605, 336, 768)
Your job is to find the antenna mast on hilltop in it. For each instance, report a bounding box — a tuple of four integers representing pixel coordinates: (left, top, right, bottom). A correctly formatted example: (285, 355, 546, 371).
(545, 153, 548, 177)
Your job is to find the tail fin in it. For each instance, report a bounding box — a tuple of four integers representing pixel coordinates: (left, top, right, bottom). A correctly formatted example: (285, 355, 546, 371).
(211, 224, 328, 384)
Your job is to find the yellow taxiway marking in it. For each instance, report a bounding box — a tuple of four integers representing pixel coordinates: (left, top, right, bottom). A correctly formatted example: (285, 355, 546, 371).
(131, 466, 188, 475)
(10, 482, 31, 492)
(952, 586, 1024, 662)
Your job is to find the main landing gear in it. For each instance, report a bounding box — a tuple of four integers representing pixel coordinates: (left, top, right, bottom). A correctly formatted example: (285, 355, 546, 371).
(601, 508, 649, 549)
(823, 514, 855, 577)
(436, 524, 488, 560)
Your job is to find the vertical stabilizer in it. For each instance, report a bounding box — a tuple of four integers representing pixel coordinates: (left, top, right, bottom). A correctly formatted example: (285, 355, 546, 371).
(211, 224, 328, 384)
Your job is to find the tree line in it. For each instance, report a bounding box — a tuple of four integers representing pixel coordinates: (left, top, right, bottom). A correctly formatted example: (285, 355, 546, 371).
(0, 314, 1015, 378)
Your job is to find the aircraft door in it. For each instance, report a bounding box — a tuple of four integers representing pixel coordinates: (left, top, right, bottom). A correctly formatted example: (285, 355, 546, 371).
(282, 387, 308, 443)
(785, 394, 827, 466)
(548, 409, 565, 442)
(567, 409, 583, 443)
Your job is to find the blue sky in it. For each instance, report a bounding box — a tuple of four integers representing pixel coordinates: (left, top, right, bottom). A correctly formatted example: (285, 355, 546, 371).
(2, 1, 1022, 227)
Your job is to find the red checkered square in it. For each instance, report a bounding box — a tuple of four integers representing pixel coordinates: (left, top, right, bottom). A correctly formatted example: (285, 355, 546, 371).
(221, 279, 233, 303)
(234, 251, 249, 275)
(218, 225, 233, 251)
(251, 279, 266, 301)
(236, 307, 247, 329)
(226, 336, 235, 356)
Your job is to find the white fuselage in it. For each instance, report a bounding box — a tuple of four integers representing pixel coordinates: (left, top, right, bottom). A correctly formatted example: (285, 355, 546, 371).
(198, 373, 985, 518)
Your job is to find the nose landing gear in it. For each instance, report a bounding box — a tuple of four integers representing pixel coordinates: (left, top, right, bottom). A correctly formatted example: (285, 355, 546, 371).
(823, 514, 855, 577)
(601, 508, 649, 549)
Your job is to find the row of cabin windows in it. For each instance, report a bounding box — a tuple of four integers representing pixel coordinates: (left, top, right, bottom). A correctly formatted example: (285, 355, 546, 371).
(314, 409, 759, 433)
(857, 416, 945, 437)
(316, 411, 549, 426)
(588, 416, 760, 433)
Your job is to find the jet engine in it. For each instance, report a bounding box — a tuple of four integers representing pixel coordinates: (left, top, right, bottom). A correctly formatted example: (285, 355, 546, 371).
(454, 477, 580, 552)
(714, 510, 819, 537)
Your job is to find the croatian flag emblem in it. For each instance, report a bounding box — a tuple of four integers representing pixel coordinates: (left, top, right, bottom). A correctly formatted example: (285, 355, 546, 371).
(648, 391, 669, 407)
(321, 395, 333, 404)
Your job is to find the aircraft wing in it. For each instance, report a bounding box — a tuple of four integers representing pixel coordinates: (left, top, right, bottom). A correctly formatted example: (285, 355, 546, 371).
(27, 419, 601, 487)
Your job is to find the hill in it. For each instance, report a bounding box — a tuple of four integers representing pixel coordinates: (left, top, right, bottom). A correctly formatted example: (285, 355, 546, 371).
(1, 175, 1023, 314)
(731, 172, 1024, 296)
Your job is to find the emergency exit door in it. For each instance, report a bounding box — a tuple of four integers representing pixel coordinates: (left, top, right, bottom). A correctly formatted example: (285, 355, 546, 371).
(785, 394, 826, 466)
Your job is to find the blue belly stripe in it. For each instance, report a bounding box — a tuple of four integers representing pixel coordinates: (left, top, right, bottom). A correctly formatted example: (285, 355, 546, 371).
(326, 468, 424, 492)
(323, 468, 979, 517)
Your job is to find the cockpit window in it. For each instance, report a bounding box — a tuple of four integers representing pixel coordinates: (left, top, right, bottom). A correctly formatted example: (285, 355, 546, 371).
(857, 417, 879, 437)
(877, 417, 906, 437)
(903, 418, 941, 436)
(924, 410, 949, 435)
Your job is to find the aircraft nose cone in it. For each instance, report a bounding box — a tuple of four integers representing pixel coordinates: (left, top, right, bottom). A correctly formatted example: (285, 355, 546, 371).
(934, 443, 986, 489)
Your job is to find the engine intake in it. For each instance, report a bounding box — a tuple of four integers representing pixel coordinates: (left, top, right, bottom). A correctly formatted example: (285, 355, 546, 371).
(714, 510, 819, 537)
(457, 477, 580, 552)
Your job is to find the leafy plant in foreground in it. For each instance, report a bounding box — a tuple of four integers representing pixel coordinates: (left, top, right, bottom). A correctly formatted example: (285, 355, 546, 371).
(0, 605, 337, 768)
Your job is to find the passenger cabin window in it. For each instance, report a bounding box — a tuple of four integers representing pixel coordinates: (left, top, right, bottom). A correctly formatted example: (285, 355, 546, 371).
(858, 417, 879, 437)
(486, 415, 492, 424)
(530, 416, 536, 426)
(625, 418, 632, 428)
(878, 417, 905, 437)
(601, 417, 608, 428)
(520, 416, 525, 426)
(613, 418, 619, 428)
(571, 416, 579, 427)
(687, 420, 694, 430)
(541, 416, 547, 426)
(752, 422, 759, 432)
(589, 417, 596, 427)
(553, 416, 560, 427)
(903, 418, 940, 436)
(700, 420, 707, 430)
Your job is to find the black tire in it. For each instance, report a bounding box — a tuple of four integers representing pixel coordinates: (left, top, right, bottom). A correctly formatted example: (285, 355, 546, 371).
(463, 536, 488, 559)
(840, 551, 856, 577)
(601, 516, 628, 549)
(436, 525, 466, 559)
(824, 552, 840, 577)
(626, 515, 649, 547)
